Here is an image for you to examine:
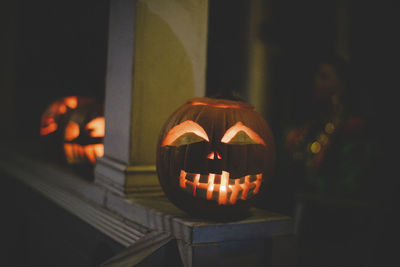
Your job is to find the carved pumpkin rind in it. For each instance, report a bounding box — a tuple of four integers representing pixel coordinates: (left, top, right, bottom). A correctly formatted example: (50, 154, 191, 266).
(156, 97, 275, 218)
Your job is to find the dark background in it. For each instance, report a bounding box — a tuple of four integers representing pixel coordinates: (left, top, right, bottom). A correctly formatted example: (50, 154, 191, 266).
(1, 0, 398, 266)
(2, 0, 396, 142)
(1, 0, 109, 138)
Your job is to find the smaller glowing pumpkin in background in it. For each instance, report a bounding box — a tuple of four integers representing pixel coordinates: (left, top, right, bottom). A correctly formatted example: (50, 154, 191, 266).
(156, 97, 276, 219)
(63, 102, 105, 165)
(40, 96, 97, 160)
(40, 96, 94, 136)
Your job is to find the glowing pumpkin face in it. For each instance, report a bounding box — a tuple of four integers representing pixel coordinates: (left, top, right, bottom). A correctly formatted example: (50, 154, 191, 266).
(63, 102, 105, 165)
(156, 98, 275, 218)
(40, 96, 92, 136)
(40, 96, 98, 160)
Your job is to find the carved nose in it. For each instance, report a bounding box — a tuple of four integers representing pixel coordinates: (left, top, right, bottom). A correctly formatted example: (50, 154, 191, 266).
(206, 151, 222, 160)
(207, 151, 223, 174)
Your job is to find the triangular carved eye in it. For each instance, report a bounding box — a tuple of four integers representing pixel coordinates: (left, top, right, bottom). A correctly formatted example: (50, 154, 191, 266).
(221, 122, 266, 146)
(225, 130, 259, 145)
(85, 117, 105, 138)
(162, 120, 209, 147)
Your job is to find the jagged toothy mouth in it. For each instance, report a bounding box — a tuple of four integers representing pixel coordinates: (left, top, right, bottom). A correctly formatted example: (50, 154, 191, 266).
(179, 170, 262, 205)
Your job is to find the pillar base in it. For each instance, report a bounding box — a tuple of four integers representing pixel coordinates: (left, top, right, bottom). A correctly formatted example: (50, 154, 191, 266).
(95, 156, 162, 196)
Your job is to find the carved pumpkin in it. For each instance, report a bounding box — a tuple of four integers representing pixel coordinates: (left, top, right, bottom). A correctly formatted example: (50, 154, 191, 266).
(40, 96, 94, 137)
(156, 97, 275, 218)
(63, 102, 105, 165)
(40, 96, 97, 160)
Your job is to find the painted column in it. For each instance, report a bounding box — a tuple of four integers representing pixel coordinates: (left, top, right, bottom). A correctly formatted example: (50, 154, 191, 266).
(95, 0, 208, 195)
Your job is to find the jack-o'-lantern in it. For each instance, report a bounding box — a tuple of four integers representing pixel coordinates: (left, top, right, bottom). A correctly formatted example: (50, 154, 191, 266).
(63, 102, 105, 165)
(40, 96, 97, 159)
(40, 96, 95, 136)
(156, 97, 275, 218)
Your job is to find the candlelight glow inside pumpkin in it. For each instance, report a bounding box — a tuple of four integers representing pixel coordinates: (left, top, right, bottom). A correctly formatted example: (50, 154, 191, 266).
(40, 96, 94, 137)
(157, 97, 275, 217)
(161, 120, 267, 205)
(178, 170, 263, 205)
(40, 96, 79, 136)
(63, 102, 105, 165)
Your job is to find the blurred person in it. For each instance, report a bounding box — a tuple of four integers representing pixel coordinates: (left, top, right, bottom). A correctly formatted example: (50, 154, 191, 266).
(283, 55, 378, 201)
(281, 54, 381, 266)
(256, 54, 382, 266)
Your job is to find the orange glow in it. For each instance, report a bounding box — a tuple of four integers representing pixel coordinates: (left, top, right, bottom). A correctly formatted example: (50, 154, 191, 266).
(40, 117, 58, 135)
(162, 120, 209, 146)
(206, 173, 215, 200)
(218, 171, 229, 205)
(40, 96, 81, 136)
(206, 151, 222, 160)
(253, 174, 262, 194)
(40, 122, 58, 135)
(64, 143, 104, 164)
(180, 170, 187, 188)
(84, 144, 104, 163)
(65, 121, 80, 141)
(190, 101, 244, 109)
(58, 104, 67, 114)
(63, 114, 104, 165)
(221, 122, 266, 146)
(48, 102, 67, 115)
(192, 174, 200, 196)
(64, 96, 78, 109)
(64, 143, 85, 164)
(40, 103, 67, 136)
(85, 117, 105, 138)
(229, 179, 241, 204)
(179, 170, 262, 205)
(240, 176, 251, 200)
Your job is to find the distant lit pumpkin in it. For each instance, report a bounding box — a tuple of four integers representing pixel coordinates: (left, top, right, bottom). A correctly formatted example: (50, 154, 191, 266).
(156, 98, 275, 218)
(40, 96, 97, 159)
(63, 102, 105, 165)
(40, 96, 94, 137)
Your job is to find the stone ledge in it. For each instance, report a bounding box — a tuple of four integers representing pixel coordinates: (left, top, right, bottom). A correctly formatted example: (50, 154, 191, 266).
(0, 142, 293, 247)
